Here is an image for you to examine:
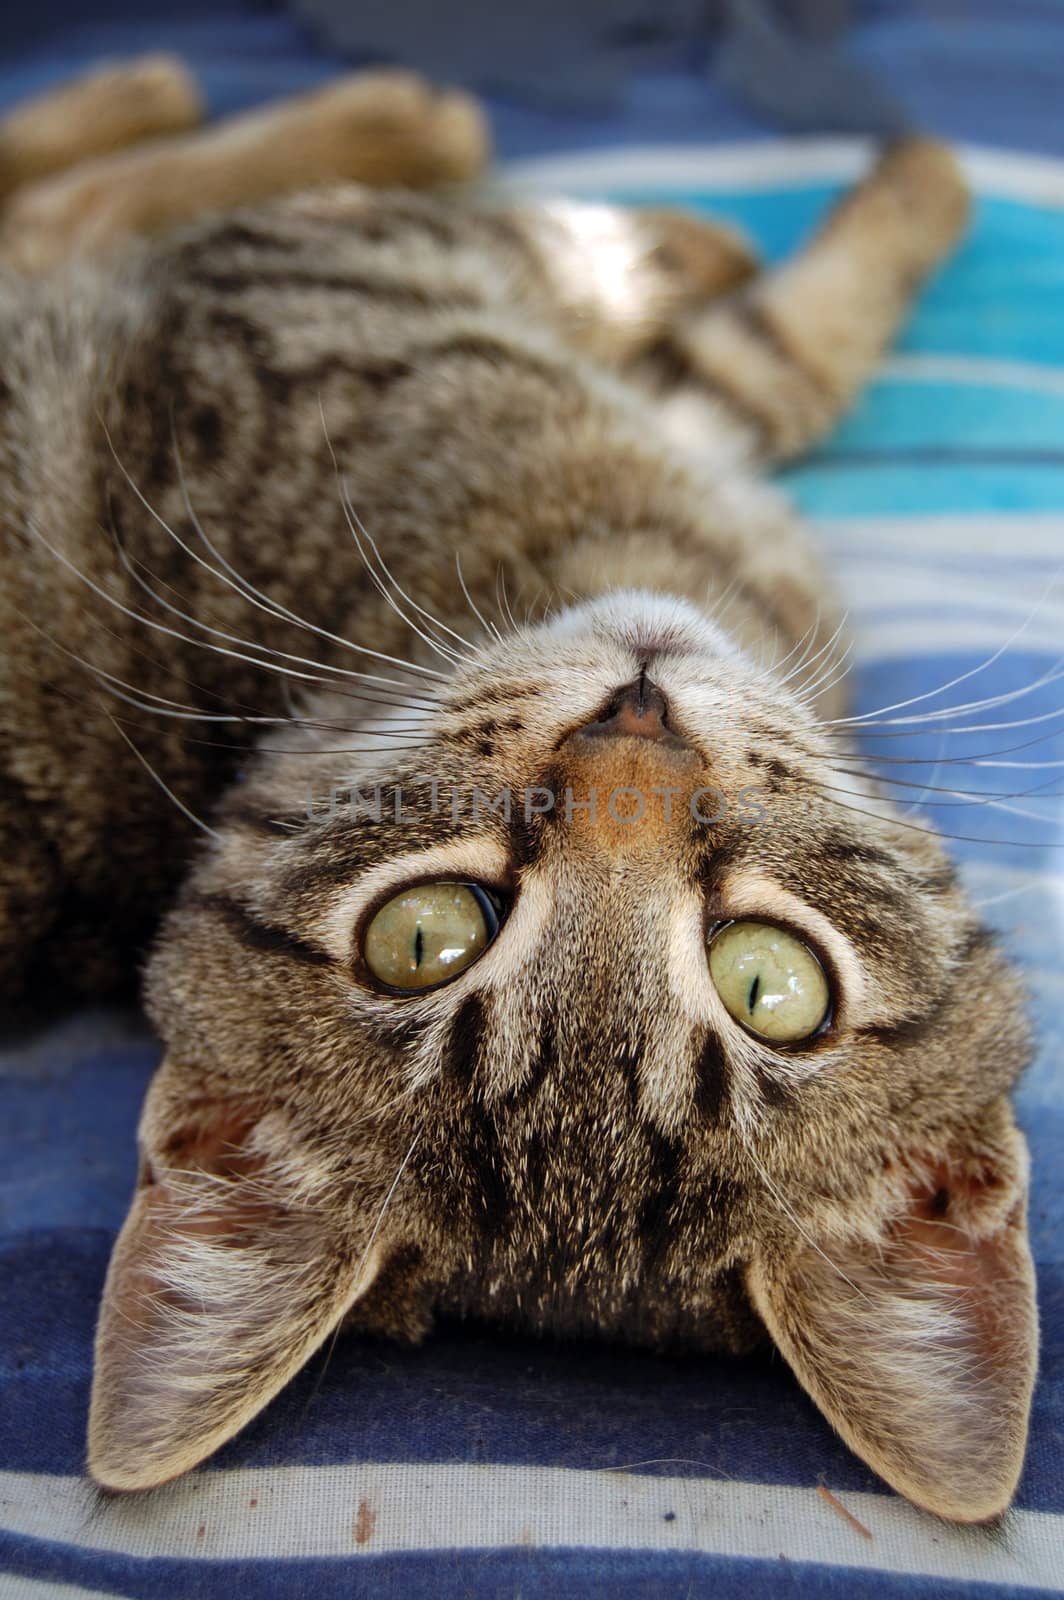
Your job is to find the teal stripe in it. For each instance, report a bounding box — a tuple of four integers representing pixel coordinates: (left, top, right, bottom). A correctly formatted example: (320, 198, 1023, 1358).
(833, 379, 1064, 450)
(906, 197, 1064, 361)
(782, 460, 1064, 515)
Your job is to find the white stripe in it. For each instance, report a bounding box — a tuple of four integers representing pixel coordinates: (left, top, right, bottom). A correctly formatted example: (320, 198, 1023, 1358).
(848, 616, 1064, 662)
(880, 355, 1064, 397)
(503, 138, 1064, 209)
(1, 1465, 1061, 1585)
(813, 514, 1064, 562)
(503, 138, 872, 193)
(828, 565, 1063, 611)
(0, 1579, 122, 1600)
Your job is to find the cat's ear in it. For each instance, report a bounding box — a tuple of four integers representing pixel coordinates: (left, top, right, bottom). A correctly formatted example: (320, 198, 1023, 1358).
(747, 1101, 1038, 1523)
(89, 1061, 384, 1491)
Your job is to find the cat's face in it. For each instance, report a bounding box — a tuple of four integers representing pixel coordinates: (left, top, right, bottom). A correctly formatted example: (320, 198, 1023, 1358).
(90, 590, 1038, 1523)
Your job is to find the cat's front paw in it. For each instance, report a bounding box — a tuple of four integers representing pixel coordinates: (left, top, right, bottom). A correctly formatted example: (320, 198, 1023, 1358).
(640, 207, 760, 308)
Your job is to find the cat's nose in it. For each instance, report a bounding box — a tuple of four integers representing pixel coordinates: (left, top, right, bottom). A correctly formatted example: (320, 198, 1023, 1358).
(576, 677, 688, 746)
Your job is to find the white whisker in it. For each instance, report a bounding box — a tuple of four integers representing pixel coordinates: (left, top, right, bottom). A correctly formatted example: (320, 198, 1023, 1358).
(98, 416, 447, 685)
(828, 564, 1064, 728)
(109, 716, 221, 840)
(456, 550, 502, 642)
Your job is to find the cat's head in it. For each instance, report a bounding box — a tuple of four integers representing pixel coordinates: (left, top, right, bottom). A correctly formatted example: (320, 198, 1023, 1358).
(90, 589, 1037, 1521)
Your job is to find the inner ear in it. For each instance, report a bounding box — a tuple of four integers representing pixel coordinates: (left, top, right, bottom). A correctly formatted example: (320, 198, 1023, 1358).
(748, 1108, 1038, 1523)
(89, 1075, 383, 1491)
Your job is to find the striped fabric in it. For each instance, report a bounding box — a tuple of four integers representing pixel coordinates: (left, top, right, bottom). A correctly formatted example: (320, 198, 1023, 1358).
(2, 142, 1063, 1599)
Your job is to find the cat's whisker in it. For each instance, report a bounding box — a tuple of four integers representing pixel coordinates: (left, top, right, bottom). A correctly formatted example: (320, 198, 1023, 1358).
(72, 639, 432, 732)
(971, 882, 1043, 910)
(753, 618, 814, 688)
(338, 481, 471, 668)
(108, 715, 222, 841)
(702, 572, 745, 637)
(522, 586, 544, 627)
(830, 649, 1064, 730)
(828, 763, 1064, 808)
(12, 603, 285, 724)
(455, 549, 502, 643)
(767, 604, 822, 680)
(253, 742, 431, 757)
(172, 420, 369, 646)
(947, 756, 1064, 770)
(278, 673, 305, 728)
(16, 628, 432, 751)
(108, 537, 435, 720)
(827, 564, 1064, 728)
(107, 517, 301, 698)
(319, 396, 478, 661)
(24, 517, 449, 694)
(850, 702, 1064, 743)
(345, 495, 473, 662)
(980, 796, 1064, 824)
(813, 783, 1062, 848)
(781, 612, 851, 699)
(106, 521, 345, 703)
(805, 653, 857, 709)
(297, 1130, 421, 1423)
(320, 399, 478, 664)
(100, 418, 448, 685)
(849, 660, 1064, 730)
(820, 774, 1064, 824)
(82, 570, 291, 721)
(794, 633, 856, 706)
(495, 563, 519, 636)
(740, 1138, 872, 1305)
(774, 608, 834, 691)
(841, 719, 1064, 766)
(175, 418, 446, 694)
(744, 592, 822, 689)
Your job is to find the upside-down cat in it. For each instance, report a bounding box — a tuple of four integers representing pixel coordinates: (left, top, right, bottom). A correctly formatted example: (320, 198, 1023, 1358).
(0, 60, 1037, 1521)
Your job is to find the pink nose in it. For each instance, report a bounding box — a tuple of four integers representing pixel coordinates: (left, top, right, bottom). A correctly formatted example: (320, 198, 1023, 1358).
(576, 677, 687, 746)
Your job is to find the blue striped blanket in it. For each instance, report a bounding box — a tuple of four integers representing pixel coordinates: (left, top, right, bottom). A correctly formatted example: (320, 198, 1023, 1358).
(2, 141, 1063, 1599)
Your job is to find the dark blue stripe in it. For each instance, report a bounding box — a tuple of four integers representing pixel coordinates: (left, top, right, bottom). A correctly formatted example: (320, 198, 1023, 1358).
(2, 1228, 1061, 1514)
(1, 1536, 1059, 1600)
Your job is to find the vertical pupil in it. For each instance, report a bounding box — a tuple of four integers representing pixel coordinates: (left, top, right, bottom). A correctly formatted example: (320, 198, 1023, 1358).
(414, 924, 424, 967)
(747, 973, 761, 1014)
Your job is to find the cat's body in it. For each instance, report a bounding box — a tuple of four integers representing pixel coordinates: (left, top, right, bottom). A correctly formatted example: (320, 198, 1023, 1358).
(0, 99, 1039, 1524)
(0, 181, 824, 999)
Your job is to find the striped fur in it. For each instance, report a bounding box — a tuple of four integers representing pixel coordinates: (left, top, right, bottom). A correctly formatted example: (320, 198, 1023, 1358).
(0, 88, 1037, 1519)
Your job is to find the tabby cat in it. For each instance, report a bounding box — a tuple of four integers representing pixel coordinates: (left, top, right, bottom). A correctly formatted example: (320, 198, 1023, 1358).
(0, 64, 1037, 1522)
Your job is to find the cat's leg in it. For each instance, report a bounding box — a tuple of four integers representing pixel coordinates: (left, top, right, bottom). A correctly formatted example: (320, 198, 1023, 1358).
(0, 57, 202, 206)
(0, 71, 489, 273)
(640, 139, 969, 462)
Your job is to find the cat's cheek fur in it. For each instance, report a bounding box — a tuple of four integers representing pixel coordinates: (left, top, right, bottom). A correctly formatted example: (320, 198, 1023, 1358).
(88, 1068, 387, 1491)
(747, 1099, 1038, 1524)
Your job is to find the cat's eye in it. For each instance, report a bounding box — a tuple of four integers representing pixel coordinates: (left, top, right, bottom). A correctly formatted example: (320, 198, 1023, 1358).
(707, 919, 831, 1044)
(362, 881, 501, 991)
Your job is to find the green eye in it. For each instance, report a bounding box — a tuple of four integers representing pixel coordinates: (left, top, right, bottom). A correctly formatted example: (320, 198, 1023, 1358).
(708, 920, 831, 1044)
(362, 881, 500, 991)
